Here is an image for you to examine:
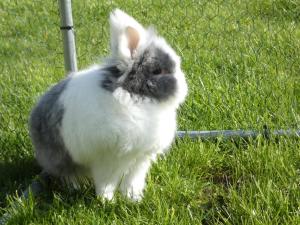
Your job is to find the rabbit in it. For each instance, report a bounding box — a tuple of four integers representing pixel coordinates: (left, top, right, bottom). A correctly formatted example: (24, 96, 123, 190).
(29, 9, 188, 201)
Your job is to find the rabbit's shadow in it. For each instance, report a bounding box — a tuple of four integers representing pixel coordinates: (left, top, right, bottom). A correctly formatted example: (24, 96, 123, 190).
(0, 157, 40, 207)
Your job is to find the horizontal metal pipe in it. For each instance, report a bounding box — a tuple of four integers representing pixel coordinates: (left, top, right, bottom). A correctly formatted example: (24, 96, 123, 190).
(176, 129, 300, 139)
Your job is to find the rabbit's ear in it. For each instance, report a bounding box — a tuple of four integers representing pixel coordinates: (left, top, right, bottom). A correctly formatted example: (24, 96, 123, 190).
(109, 9, 146, 59)
(126, 26, 140, 57)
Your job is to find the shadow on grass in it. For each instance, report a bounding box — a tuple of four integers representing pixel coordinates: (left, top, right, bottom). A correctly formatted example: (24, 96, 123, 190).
(0, 157, 40, 207)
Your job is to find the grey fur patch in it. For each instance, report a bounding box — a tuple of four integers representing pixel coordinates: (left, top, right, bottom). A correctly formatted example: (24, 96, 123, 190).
(29, 78, 80, 177)
(101, 66, 123, 92)
(101, 45, 177, 101)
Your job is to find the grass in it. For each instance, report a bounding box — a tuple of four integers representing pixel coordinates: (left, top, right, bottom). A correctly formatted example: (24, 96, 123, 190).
(0, 0, 299, 224)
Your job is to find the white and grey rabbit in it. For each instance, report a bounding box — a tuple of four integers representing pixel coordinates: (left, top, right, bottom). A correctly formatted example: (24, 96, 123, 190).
(29, 9, 187, 201)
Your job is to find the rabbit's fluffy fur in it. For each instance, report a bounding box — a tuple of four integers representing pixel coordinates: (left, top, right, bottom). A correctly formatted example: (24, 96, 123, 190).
(29, 9, 187, 201)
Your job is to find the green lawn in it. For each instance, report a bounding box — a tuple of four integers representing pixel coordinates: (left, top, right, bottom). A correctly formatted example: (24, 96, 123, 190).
(1, 0, 299, 224)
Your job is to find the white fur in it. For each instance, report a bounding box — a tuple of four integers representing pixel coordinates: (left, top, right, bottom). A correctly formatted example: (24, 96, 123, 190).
(58, 9, 187, 201)
(110, 9, 147, 60)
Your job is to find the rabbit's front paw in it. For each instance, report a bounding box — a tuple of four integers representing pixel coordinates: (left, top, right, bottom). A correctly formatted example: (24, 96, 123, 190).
(96, 184, 115, 201)
(123, 186, 144, 202)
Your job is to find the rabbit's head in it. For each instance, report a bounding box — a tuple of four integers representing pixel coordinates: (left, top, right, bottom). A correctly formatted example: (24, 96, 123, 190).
(103, 9, 187, 106)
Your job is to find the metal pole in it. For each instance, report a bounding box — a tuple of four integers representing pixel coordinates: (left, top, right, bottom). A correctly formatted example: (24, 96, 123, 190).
(176, 129, 300, 140)
(58, 0, 77, 73)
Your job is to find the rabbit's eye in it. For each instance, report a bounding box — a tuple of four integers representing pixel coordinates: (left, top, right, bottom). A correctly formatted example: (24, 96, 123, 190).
(152, 68, 162, 75)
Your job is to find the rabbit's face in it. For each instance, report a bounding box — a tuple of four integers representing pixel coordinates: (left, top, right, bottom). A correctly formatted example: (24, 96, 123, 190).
(104, 9, 187, 104)
(121, 38, 180, 101)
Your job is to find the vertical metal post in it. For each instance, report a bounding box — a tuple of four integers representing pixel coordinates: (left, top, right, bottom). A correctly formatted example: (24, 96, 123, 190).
(59, 0, 77, 73)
